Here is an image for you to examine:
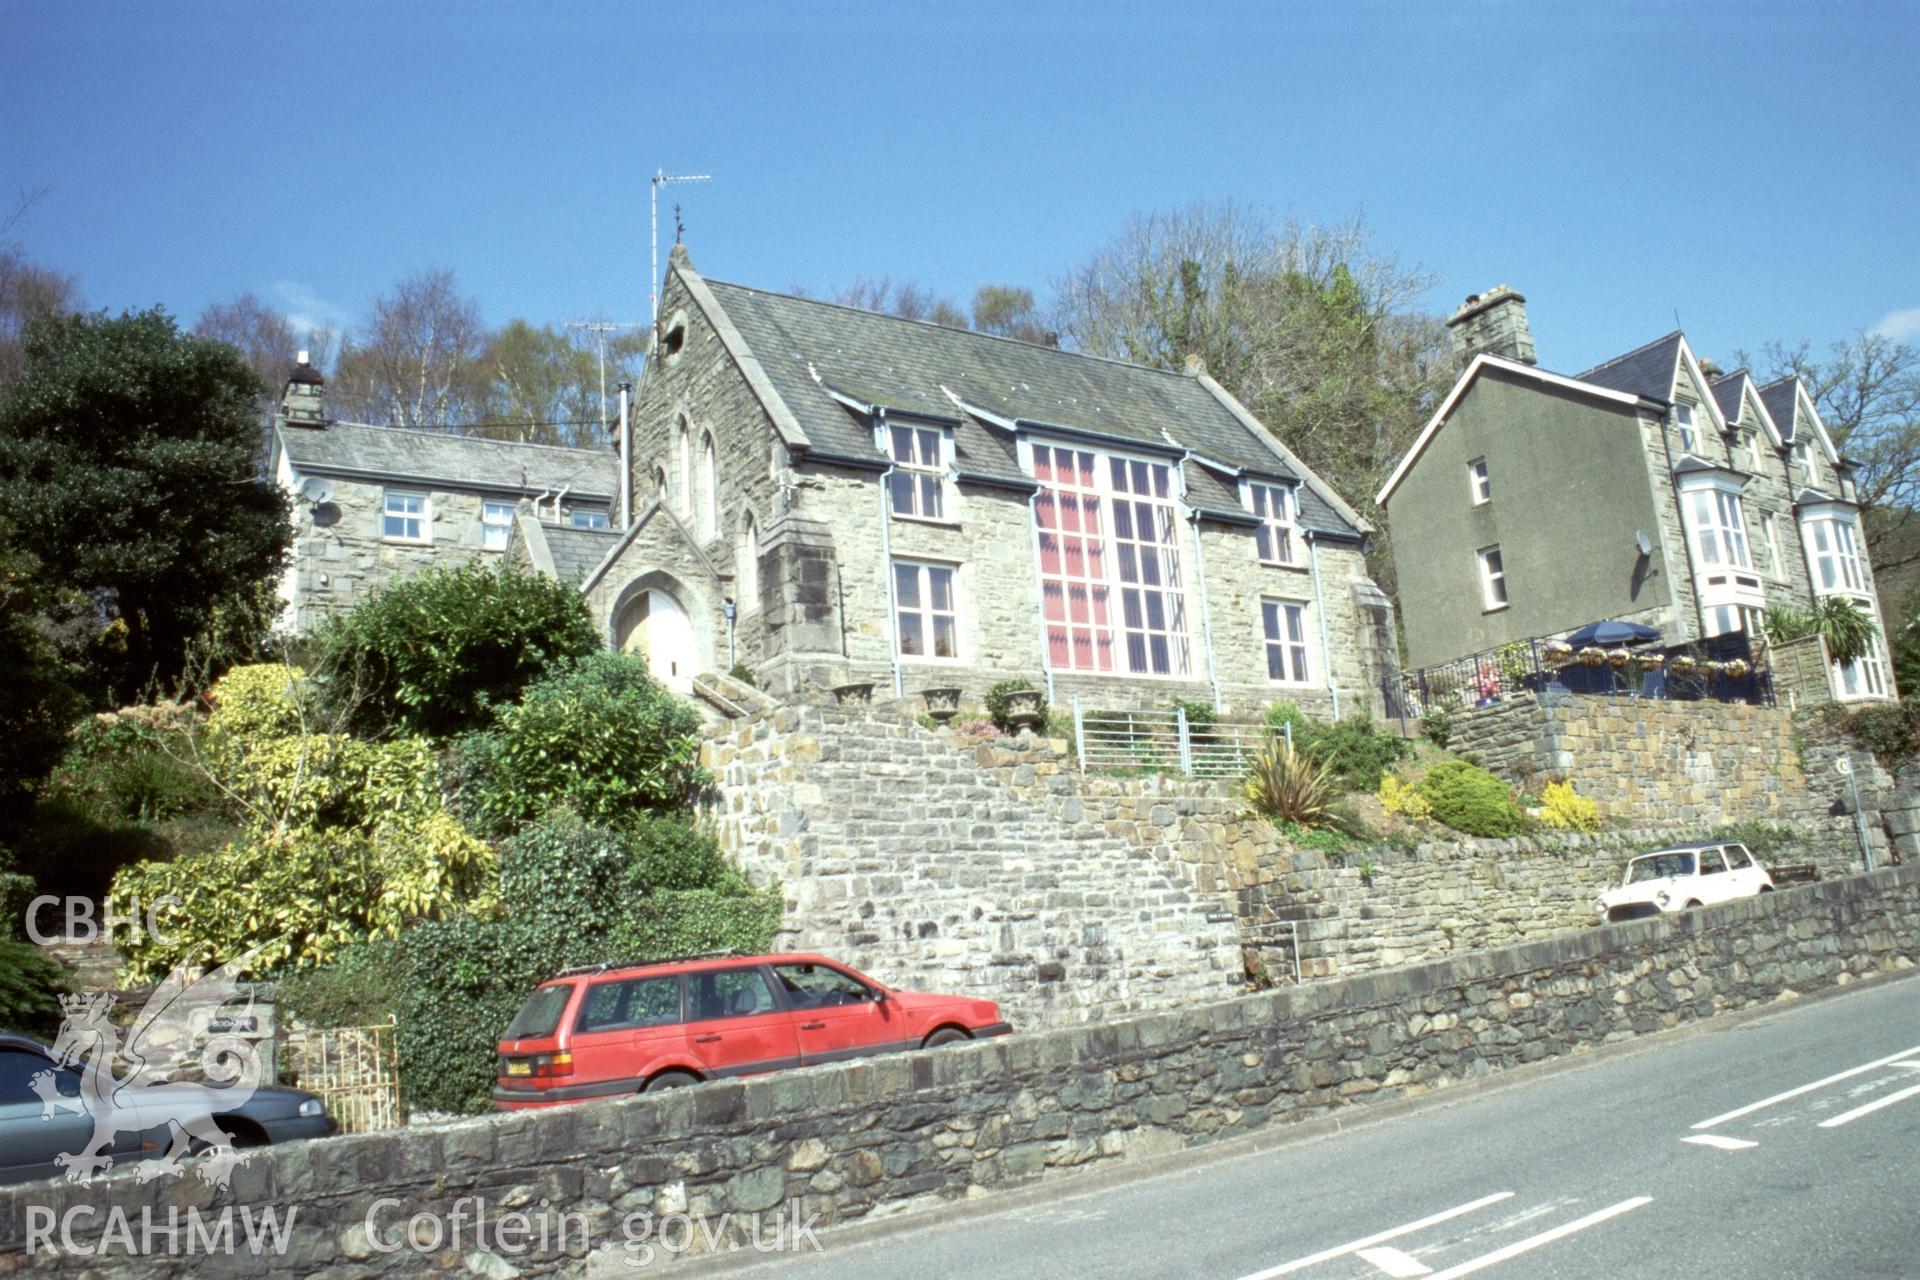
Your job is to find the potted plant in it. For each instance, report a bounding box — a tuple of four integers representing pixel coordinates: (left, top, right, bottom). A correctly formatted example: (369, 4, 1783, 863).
(1000, 688, 1044, 731)
(1607, 649, 1632, 670)
(1542, 641, 1573, 669)
(1577, 645, 1607, 668)
(985, 678, 1047, 734)
(921, 686, 963, 722)
(831, 681, 874, 705)
(1667, 655, 1697, 677)
(1723, 658, 1750, 680)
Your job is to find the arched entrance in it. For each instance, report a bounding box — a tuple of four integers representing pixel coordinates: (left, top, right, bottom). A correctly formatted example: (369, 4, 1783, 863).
(620, 588, 696, 694)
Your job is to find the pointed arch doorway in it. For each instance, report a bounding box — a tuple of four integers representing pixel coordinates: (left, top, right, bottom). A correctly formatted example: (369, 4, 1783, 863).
(620, 587, 696, 694)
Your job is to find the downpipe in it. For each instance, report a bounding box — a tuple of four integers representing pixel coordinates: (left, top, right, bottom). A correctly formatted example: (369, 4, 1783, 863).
(1309, 532, 1340, 720)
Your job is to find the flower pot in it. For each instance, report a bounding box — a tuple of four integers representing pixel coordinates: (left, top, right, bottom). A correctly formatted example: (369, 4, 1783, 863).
(1001, 689, 1044, 732)
(921, 686, 963, 722)
(1577, 646, 1607, 668)
(831, 682, 874, 705)
(1667, 657, 1696, 677)
(1607, 650, 1631, 669)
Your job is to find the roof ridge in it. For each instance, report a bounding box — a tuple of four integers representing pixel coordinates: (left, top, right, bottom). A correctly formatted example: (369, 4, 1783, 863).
(701, 275, 1206, 386)
(326, 420, 614, 458)
(1575, 329, 1684, 380)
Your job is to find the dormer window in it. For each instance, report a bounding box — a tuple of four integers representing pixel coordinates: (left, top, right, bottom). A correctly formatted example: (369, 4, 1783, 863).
(1244, 480, 1299, 565)
(886, 422, 948, 521)
(1675, 404, 1696, 453)
(1468, 458, 1491, 505)
(1747, 431, 1765, 473)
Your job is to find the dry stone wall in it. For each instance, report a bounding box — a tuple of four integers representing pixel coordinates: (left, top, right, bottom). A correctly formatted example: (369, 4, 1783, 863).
(9, 867, 1915, 1277)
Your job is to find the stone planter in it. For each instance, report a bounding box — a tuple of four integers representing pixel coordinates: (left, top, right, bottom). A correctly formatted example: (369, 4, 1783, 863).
(1002, 688, 1044, 732)
(921, 687, 963, 723)
(831, 682, 874, 705)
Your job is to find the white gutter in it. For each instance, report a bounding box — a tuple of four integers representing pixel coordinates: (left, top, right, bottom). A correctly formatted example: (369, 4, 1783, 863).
(617, 382, 632, 529)
(1307, 532, 1340, 719)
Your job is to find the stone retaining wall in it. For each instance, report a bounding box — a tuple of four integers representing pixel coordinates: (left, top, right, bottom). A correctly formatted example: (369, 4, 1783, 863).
(7, 866, 1915, 1276)
(1445, 694, 1818, 823)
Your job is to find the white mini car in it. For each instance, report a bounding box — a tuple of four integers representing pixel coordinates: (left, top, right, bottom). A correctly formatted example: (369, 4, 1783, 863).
(1594, 842, 1775, 924)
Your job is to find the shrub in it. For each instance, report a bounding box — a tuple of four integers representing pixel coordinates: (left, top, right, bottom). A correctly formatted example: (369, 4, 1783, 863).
(459, 652, 705, 835)
(1421, 705, 1452, 748)
(1263, 702, 1407, 792)
(0, 937, 71, 1036)
(391, 887, 781, 1114)
(1416, 759, 1524, 837)
(499, 809, 635, 935)
(0, 845, 33, 934)
(277, 937, 404, 1029)
(214, 733, 443, 834)
(984, 678, 1047, 734)
(1244, 740, 1338, 826)
(1840, 702, 1920, 765)
(312, 562, 603, 739)
(1377, 773, 1432, 820)
(205, 665, 310, 748)
(112, 812, 496, 982)
(726, 662, 758, 689)
(1538, 780, 1601, 832)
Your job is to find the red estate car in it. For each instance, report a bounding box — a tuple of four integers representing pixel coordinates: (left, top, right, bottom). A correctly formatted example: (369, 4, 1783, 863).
(493, 952, 1011, 1109)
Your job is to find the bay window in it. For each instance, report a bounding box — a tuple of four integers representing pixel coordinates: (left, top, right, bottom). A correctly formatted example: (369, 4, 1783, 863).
(1685, 488, 1751, 569)
(1031, 441, 1191, 676)
(1804, 516, 1865, 593)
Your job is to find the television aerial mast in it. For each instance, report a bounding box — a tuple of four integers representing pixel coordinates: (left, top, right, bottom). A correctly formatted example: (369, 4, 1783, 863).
(650, 169, 712, 325)
(566, 319, 645, 441)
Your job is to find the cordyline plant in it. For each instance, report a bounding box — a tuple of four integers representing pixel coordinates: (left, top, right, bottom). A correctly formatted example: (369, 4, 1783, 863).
(1243, 739, 1339, 825)
(1762, 597, 1879, 669)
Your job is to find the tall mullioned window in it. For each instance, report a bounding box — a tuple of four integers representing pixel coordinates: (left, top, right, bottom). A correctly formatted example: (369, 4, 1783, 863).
(893, 561, 958, 660)
(1030, 442, 1191, 676)
(1244, 481, 1299, 564)
(1262, 599, 1311, 685)
(887, 424, 947, 520)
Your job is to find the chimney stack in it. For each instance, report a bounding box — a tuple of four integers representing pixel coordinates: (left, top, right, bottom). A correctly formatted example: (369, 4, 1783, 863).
(280, 351, 328, 430)
(1445, 284, 1536, 369)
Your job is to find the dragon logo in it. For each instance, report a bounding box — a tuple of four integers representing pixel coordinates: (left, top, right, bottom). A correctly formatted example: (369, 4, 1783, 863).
(31, 945, 269, 1186)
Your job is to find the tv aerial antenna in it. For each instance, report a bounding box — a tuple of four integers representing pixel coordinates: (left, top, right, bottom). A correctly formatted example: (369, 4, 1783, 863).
(566, 319, 645, 441)
(650, 169, 712, 325)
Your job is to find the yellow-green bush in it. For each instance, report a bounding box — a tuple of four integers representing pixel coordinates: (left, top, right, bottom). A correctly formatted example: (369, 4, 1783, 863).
(1416, 759, 1525, 837)
(218, 733, 442, 833)
(1538, 780, 1602, 832)
(1377, 773, 1433, 820)
(204, 663, 309, 752)
(113, 813, 495, 981)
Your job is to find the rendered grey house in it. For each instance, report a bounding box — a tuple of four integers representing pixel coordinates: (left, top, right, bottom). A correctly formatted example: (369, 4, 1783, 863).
(1377, 286, 1893, 703)
(268, 356, 620, 632)
(529, 246, 1399, 716)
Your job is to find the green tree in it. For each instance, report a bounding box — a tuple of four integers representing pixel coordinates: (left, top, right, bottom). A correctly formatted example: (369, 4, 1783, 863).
(313, 561, 604, 740)
(472, 320, 645, 448)
(0, 308, 290, 703)
(1050, 203, 1455, 596)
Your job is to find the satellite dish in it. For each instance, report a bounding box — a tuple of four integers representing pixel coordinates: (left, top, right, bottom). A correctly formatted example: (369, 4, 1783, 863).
(1635, 530, 1654, 557)
(298, 476, 335, 505)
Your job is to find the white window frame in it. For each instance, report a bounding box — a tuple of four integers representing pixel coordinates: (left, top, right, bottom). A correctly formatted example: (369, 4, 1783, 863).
(382, 489, 430, 544)
(1477, 545, 1508, 611)
(570, 507, 609, 530)
(1262, 598, 1312, 686)
(892, 559, 961, 663)
(1834, 631, 1891, 701)
(1242, 480, 1300, 565)
(1675, 403, 1697, 454)
(1762, 514, 1785, 582)
(1467, 457, 1491, 505)
(1804, 514, 1866, 594)
(1684, 486, 1751, 570)
(884, 420, 951, 523)
(1025, 437, 1193, 678)
(481, 499, 515, 552)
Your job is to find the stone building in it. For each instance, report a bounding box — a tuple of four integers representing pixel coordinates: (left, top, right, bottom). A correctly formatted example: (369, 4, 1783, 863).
(566, 247, 1397, 717)
(1376, 285, 1894, 703)
(268, 354, 620, 632)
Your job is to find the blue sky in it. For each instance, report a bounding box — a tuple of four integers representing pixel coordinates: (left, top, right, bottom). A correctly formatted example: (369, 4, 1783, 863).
(3, 0, 1916, 376)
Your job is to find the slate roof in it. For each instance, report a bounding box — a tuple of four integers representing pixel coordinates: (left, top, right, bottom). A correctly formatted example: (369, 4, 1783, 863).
(697, 277, 1360, 538)
(1758, 378, 1801, 442)
(1576, 331, 1684, 401)
(277, 422, 619, 499)
(1710, 373, 1748, 425)
(543, 524, 624, 583)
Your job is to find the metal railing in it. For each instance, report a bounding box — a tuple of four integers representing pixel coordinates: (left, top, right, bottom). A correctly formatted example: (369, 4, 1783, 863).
(1072, 699, 1270, 779)
(286, 1018, 401, 1134)
(1385, 629, 1773, 729)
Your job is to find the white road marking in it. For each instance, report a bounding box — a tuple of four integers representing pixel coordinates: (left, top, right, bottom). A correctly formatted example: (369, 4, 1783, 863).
(1356, 1245, 1433, 1278)
(1691, 1044, 1920, 1130)
(1817, 1081, 1920, 1129)
(1421, 1197, 1654, 1280)
(1682, 1134, 1758, 1151)
(1236, 1192, 1515, 1280)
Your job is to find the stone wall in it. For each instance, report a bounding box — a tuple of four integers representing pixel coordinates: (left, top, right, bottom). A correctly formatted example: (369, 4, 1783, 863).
(1444, 693, 1819, 822)
(10, 867, 1915, 1276)
(701, 705, 1245, 1030)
